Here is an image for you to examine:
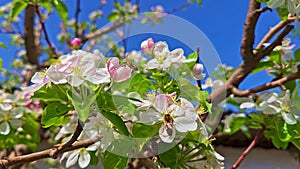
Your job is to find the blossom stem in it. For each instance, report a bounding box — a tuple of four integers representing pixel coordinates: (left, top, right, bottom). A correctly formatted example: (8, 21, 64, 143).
(231, 126, 265, 169)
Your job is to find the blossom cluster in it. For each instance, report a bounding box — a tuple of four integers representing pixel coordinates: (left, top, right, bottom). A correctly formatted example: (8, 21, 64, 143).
(130, 92, 200, 143)
(0, 90, 41, 135)
(239, 90, 300, 125)
(21, 50, 133, 93)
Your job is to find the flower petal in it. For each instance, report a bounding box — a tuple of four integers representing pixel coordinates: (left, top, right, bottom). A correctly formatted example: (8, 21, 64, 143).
(240, 102, 255, 109)
(139, 109, 161, 125)
(174, 116, 197, 132)
(66, 150, 79, 168)
(159, 124, 176, 143)
(78, 151, 91, 168)
(0, 122, 10, 135)
(282, 113, 297, 125)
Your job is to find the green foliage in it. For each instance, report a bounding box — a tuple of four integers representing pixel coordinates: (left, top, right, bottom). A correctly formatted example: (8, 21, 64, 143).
(294, 48, 300, 62)
(132, 122, 161, 138)
(11, 0, 28, 20)
(276, 8, 289, 21)
(41, 102, 71, 128)
(101, 110, 130, 136)
(102, 151, 128, 169)
(0, 42, 8, 49)
(228, 116, 248, 134)
(50, 0, 68, 24)
(32, 84, 69, 102)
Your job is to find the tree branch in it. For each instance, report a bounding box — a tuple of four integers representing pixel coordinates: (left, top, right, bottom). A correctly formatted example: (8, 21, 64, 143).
(82, 21, 124, 43)
(231, 126, 265, 169)
(240, 0, 261, 61)
(35, 5, 58, 59)
(24, 4, 40, 65)
(255, 16, 299, 50)
(230, 65, 300, 97)
(207, 25, 294, 106)
(0, 134, 102, 168)
(49, 120, 83, 158)
(74, 0, 81, 38)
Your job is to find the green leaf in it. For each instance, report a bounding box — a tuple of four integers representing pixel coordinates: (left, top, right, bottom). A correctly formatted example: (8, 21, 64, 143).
(101, 110, 130, 136)
(294, 48, 300, 62)
(292, 139, 300, 150)
(67, 90, 95, 122)
(177, 78, 200, 102)
(107, 12, 119, 21)
(21, 114, 41, 151)
(284, 81, 296, 94)
(0, 42, 7, 49)
(11, 0, 28, 20)
(51, 0, 68, 24)
(276, 7, 289, 21)
(191, 0, 202, 5)
(186, 52, 198, 69)
(199, 90, 212, 113)
(159, 146, 179, 169)
(103, 151, 128, 169)
(41, 102, 71, 128)
(251, 61, 273, 74)
(228, 116, 247, 134)
(132, 122, 161, 138)
(0, 58, 2, 71)
(32, 84, 69, 102)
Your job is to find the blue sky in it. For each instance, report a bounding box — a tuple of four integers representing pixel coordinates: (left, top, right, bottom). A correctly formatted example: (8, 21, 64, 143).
(0, 0, 293, 89)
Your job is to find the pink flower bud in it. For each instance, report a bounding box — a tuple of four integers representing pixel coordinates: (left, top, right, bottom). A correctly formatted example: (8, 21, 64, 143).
(70, 38, 81, 49)
(107, 57, 132, 82)
(193, 63, 205, 80)
(141, 38, 155, 55)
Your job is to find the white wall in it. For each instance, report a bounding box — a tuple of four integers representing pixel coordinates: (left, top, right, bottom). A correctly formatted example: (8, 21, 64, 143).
(216, 146, 300, 169)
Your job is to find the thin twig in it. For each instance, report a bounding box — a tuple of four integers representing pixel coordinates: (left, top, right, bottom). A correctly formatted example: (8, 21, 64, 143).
(231, 126, 265, 169)
(82, 21, 124, 43)
(230, 65, 300, 97)
(49, 120, 83, 158)
(35, 5, 58, 59)
(207, 25, 294, 106)
(0, 134, 102, 168)
(74, 0, 81, 38)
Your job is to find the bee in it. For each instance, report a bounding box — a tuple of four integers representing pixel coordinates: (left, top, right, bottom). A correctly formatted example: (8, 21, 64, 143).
(164, 114, 174, 136)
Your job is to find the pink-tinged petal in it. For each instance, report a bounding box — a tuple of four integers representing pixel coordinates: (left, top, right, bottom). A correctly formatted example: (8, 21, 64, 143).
(159, 124, 176, 143)
(141, 38, 155, 55)
(67, 74, 84, 87)
(112, 67, 132, 82)
(193, 63, 205, 80)
(146, 59, 160, 69)
(70, 38, 81, 47)
(154, 94, 169, 113)
(47, 66, 68, 84)
(107, 57, 132, 82)
(31, 72, 44, 84)
(21, 83, 45, 93)
(107, 57, 120, 73)
(174, 116, 197, 132)
(139, 109, 161, 125)
(85, 68, 111, 84)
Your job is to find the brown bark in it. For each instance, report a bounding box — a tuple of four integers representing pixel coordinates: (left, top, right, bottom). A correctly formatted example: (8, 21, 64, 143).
(24, 5, 40, 65)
